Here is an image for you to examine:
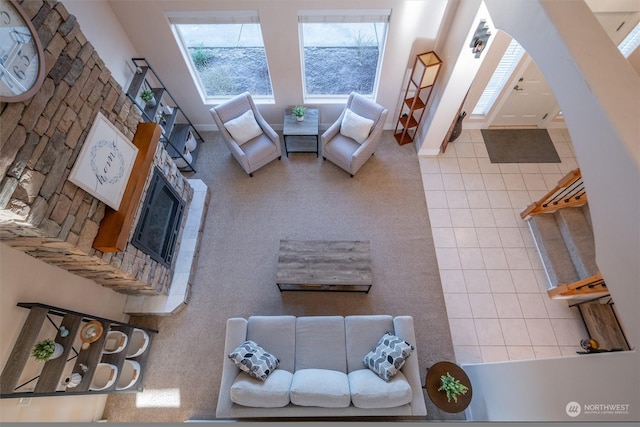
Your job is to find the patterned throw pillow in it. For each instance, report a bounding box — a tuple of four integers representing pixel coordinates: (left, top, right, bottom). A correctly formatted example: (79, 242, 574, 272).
(229, 340, 279, 381)
(363, 332, 415, 382)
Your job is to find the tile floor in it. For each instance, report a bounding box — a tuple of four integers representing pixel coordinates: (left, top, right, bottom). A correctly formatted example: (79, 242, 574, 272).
(419, 128, 589, 365)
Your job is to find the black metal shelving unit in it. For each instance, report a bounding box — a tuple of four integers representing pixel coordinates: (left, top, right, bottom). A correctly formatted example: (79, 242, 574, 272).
(0, 302, 158, 399)
(126, 58, 204, 173)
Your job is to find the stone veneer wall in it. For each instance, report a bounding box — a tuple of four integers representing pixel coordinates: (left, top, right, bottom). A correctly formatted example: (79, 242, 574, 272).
(0, 0, 193, 295)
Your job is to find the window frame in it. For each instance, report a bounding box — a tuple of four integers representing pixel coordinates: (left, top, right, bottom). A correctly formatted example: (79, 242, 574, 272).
(166, 10, 274, 104)
(618, 21, 640, 58)
(298, 9, 391, 102)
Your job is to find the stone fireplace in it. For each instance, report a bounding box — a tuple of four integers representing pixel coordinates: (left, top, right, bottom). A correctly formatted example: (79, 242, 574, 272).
(0, 0, 195, 297)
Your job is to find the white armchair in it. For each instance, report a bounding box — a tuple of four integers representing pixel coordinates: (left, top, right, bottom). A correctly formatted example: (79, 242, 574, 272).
(210, 92, 281, 176)
(321, 92, 389, 177)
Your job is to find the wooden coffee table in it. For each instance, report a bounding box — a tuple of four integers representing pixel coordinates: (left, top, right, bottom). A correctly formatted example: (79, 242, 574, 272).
(276, 240, 372, 292)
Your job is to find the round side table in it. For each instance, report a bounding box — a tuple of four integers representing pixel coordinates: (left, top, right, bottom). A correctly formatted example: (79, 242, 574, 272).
(424, 361, 472, 413)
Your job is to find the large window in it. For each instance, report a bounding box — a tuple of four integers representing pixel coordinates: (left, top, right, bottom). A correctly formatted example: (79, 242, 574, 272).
(299, 10, 390, 98)
(168, 11, 273, 100)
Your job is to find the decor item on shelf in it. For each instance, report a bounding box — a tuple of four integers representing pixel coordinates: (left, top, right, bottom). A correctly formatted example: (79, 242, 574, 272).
(174, 150, 193, 169)
(61, 372, 82, 388)
(163, 105, 174, 116)
(80, 320, 104, 344)
(125, 328, 150, 358)
(292, 106, 306, 121)
(59, 326, 69, 337)
(394, 51, 442, 145)
(31, 339, 63, 362)
(470, 19, 491, 58)
(438, 372, 469, 403)
(116, 359, 141, 390)
(89, 363, 119, 391)
(580, 338, 600, 352)
(103, 330, 128, 354)
(185, 131, 197, 152)
(140, 89, 156, 107)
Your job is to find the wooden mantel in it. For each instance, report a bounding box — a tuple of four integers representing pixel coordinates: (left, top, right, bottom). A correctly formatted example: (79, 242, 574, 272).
(92, 123, 162, 252)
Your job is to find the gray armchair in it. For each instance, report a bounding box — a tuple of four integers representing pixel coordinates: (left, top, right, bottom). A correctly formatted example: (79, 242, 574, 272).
(210, 92, 281, 176)
(321, 92, 389, 177)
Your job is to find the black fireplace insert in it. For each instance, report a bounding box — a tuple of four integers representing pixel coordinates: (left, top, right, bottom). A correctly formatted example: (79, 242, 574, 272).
(132, 167, 185, 268)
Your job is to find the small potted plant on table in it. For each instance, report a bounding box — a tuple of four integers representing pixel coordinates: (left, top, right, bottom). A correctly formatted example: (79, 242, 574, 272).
(32, 338, 63, 362)
(438, 371, 469, 403)
(140, 89, 156, 108)
(292, 106, 306, 121)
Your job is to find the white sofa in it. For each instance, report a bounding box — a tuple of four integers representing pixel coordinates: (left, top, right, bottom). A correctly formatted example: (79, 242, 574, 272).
(216, 315, 427, 419)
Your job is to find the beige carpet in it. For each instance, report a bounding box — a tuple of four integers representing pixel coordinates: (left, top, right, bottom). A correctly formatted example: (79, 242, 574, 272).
(103, 130, 459, 422)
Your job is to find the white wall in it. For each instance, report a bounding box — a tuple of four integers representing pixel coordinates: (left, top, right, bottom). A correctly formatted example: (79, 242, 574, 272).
(416, 0, 493, 155)
(460, 29, 511, 127)
(464, 351, 639, 421)
(461, 0, 640, 420)
(104, 0, 448, 130)
(0, 244, 129, 422)
(628, 47, 640, 75)
(63, 0, 139, 89)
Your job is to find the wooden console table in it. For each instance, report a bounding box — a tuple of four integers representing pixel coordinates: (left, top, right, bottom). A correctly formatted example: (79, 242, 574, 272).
(276, 240, 372, 292)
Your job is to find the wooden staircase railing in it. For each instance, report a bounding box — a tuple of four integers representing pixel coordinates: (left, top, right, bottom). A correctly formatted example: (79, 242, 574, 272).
(548, 272, 607, 299)
(520, 168, 587, 219)
(521, 167, 607, 299)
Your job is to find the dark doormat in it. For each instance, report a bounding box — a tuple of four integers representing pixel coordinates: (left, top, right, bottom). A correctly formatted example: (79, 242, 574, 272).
(481, 129, 561, 163)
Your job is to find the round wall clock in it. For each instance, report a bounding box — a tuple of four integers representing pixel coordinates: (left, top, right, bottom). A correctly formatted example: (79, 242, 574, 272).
(0, 0, 46, 103)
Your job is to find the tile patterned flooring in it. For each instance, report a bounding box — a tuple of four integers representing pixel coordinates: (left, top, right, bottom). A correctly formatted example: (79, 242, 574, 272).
(419, 128, 589, 365)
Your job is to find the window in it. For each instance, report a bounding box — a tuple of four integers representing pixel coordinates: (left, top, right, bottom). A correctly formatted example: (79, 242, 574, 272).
(618, 21, 640, 58)
(168, 11, 273, 100)
(473, 38, 525, 115)
(299, 10, 390, 98)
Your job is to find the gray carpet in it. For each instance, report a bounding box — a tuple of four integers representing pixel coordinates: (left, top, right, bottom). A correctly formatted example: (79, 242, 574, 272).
(103, 130, 457, 422)
(482, 129, 561, 163)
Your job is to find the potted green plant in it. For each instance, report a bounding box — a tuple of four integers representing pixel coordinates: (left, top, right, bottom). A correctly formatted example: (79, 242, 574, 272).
(292, 105, 306, 121)
(438, 372, 469, 403)
(31, 339, 63, 362)
(140, 89, 156, 107)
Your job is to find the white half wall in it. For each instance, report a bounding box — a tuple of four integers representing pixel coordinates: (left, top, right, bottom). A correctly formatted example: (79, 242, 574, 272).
(464, 351, 639, 421)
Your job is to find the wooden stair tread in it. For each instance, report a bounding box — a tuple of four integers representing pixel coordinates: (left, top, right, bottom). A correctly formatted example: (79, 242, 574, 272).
(578, 302, 630, 351)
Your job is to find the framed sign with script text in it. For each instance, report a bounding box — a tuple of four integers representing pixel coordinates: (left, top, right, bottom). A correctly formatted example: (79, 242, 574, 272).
(68, 112, 139, 211)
